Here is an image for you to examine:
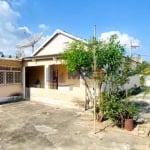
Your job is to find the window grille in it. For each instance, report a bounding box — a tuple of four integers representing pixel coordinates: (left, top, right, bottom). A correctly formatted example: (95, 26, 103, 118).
(0, 72, 4, 84)
(15, 72, 21, 83)
(6, 72, 13, 84)
(0, 66, 21, 85)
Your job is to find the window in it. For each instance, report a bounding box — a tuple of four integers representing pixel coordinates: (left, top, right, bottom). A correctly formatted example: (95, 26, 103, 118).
(0, 72, 4, 84)
(6, 72, 13, 84)
(0, 66, 21, 85)
(68, 71, 80, 79)
(15, 72, 21, 83)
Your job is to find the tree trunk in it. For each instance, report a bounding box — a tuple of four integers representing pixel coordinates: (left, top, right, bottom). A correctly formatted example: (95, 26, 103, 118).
(97, 81, 104, 122)
(79, 70, 93, 109)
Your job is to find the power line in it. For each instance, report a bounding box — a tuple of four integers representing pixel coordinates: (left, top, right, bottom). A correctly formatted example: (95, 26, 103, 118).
(134, 53, 150, 57)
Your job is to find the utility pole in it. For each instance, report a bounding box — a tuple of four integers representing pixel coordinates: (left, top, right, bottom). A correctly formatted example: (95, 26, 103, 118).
(93, 25, 96, 134)
(130, 40, 139, 57)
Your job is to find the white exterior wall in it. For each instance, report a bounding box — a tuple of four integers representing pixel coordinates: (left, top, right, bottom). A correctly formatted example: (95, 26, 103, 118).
(86, 74, 141, 96)
(145, 75, 150, 87)
(123, 75, 140, 89)
(36, 34, 74, 56)
(0, 85, 22, 98)
(29, 87, 85, 108)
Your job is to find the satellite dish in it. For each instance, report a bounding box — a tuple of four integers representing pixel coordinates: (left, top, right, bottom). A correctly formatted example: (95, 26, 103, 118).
(0, 51, 3, 55)
(16, 32, 42, 53)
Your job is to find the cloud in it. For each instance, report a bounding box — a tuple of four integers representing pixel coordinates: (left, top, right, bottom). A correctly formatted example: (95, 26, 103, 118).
(6, 0, 25, 7)
(0, 1, 49, 57)
(100, 31, 140, 49)
(0, 1, 31, 56)
(38, 24, 49, 30)
(0, 0, 19, 21)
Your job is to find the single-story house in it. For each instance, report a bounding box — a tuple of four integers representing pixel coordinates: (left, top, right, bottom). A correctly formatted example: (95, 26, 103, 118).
(22, 29, 87, 106)
(0, 29, 143, 106)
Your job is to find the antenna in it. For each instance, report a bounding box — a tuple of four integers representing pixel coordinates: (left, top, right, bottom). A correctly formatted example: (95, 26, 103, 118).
(0, 51, 3, 56)
(16, 32, 42, 55)
(130, 40, 140, 57)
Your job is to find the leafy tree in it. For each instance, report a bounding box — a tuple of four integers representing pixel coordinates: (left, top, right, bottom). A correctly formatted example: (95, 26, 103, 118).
(62, 41, 93, 74)
(62, 35, 137, 123)
(96, 35, 126, 94)
(62, 41, 93, 100)
(135, 61, 150, 75)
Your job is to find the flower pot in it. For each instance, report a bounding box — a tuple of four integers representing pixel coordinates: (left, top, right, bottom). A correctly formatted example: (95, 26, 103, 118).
(124, 119, 134, 131)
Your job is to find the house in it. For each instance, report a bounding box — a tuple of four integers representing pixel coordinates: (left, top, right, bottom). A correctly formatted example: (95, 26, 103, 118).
(22, 29, 87, 106)
(0, 57, 22, 98)
(0, 29, 143, 106)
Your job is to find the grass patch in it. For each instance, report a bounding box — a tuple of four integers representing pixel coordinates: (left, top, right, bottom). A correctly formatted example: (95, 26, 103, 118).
(144, 88, 150, 95)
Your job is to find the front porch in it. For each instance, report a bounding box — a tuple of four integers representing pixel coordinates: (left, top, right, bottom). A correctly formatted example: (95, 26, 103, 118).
(23, 56, 86, 104)
(25, 64, 80, 90)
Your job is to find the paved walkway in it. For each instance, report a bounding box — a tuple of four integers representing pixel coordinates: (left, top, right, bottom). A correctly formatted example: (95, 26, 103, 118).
(0, 101, 149, 150)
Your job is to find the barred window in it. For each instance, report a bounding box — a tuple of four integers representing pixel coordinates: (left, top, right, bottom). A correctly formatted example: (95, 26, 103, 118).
(12, 67, 21, 71)
(68, 71, 80, 79)
(0, 66, 21, 85)
(6, 72, 14, 83)
(0, 72, 4, 84)
(15, 72, 21, 83)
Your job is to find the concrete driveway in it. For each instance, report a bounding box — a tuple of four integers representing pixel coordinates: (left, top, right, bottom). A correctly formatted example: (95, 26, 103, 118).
(0, 101, 149, 150)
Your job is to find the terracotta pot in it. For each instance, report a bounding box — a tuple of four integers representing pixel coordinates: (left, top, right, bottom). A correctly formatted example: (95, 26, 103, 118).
(124, 119, 134, 131)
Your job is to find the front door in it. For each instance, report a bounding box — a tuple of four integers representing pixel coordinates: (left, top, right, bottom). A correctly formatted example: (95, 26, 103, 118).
(52, 69, 58, 89)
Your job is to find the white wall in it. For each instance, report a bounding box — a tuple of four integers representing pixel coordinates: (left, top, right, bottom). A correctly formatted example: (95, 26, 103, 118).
(123, 75, 140, 90)
(145, 75, 150, 87)
(37, 34, 74, 56)
(0, 85, 22, 98)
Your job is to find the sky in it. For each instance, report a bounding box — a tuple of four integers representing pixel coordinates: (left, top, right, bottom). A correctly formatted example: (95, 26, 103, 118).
(0, 0, 150, 60)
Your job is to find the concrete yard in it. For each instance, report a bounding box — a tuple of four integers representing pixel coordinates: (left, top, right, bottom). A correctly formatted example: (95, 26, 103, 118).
(0, 100, 149, 150)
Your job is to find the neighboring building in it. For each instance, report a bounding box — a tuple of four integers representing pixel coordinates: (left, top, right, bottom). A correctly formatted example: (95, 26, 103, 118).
(0, 58, 22, 98)
(145, 75, 150, 87)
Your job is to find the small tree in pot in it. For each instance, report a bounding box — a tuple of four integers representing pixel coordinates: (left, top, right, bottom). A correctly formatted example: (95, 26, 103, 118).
(123, 101, 140, 131)
(99, 92, 140, 130)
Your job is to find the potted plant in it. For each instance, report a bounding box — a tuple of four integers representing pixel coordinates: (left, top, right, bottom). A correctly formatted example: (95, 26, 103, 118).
(123, 102, 139, 131)
(99, 95, 139, 130)
(35, 79, 41, 88)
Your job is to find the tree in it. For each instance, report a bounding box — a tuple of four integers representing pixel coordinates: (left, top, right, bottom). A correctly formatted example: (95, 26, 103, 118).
(62, 35, 136, 123)
(96, 35, 126, 93)
(62, 41, 93, 102)
(135, 61, 150, 75)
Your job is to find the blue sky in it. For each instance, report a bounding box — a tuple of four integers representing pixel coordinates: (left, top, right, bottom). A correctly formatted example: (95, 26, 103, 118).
(0, 0, 150, 60)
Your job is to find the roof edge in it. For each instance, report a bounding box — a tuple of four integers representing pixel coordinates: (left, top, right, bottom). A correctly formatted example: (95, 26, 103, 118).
(32, 29, 86, 56)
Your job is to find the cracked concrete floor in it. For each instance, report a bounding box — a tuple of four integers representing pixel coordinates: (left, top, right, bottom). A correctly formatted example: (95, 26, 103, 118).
(0, 101, 149, 150)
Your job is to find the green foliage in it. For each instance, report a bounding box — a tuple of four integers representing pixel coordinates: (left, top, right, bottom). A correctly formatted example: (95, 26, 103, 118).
(96, 35, 132, 94)
(99, 92, 139, 127)
(144, 88, 150, 95)
(96, 35, 125, 70)
(124, 102, 139, 119)
(135, 61, 150, 75)
(140, 75, 145, 87)
(62, 41, 93, 75)
(99, 92, 123, 126)
(61, 35, 140, 127)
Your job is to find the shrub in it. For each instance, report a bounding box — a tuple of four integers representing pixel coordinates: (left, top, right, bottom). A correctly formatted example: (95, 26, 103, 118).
(99, 92, 140, 128)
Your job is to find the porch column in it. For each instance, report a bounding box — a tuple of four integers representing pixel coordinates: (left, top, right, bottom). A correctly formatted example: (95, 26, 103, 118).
(44, 65, 50, 89)
(22, 65, 26, 98)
